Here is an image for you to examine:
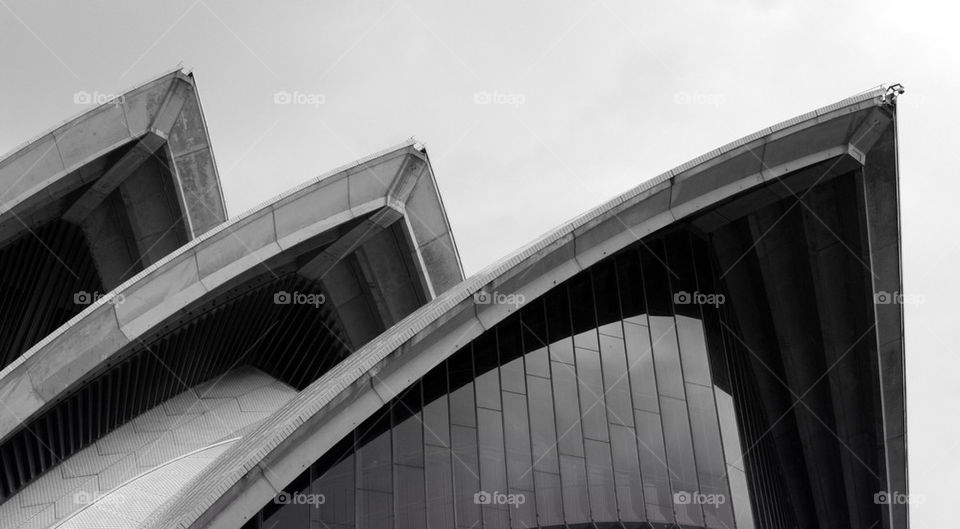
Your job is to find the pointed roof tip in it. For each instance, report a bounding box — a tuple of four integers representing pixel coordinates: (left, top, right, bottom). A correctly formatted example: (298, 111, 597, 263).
(376, 137, 427, 156)
(884, 83, 905, 104)
(176, 62, 196, 79)
(400, 136, 425, 152)
(123, 64, 191, 89)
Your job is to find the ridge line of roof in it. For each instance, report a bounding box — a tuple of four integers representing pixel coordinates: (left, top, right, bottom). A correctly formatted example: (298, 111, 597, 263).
(53, 435, 242, 528)
(0, 66, 187, 164)
(473, 87, 889, 280)
(185, 69, 229, 225)
(226, 138, 418, 223)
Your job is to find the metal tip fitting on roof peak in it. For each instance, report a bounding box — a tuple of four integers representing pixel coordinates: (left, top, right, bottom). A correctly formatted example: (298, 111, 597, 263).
(884, 83, 905, 104)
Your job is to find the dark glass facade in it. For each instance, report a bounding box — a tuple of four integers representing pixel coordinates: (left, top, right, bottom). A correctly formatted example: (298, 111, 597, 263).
(243, 229, 762, 529)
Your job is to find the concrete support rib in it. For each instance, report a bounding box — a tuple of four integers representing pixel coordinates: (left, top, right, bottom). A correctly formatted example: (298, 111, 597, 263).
(61, 132, 167, 224)
(297, 206, 404, 282)
(351, 225, 426, 329)
(116, 149, 190, 269)
(135, 88, 906, 529)
(847, 107, 894, 165)
(801, 178, 880, 529)
(860, 126, 908, 529)
(297, 206, 407, 344)
(62, 77, 191, 225)
(748, 203, 848, 528)
(710, 222, 817, 528)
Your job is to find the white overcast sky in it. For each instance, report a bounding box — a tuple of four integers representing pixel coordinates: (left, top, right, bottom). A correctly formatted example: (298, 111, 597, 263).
(0, 1, 956, 526)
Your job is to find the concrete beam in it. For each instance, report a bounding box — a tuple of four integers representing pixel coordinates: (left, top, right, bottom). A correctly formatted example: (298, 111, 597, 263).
(352, 246, 398, 328)
(79, 192, 141, 290)
(711, 222, 819, 528)
(351, 224, 427, 328)
(860, 127, 908, 529)
(61, 132, 167, 224)
(801, 178, 880, 529)
(117, 152, 190, 268)
(61, 79, 190, 225)
(749, 203, 849, 529)
(297, 206, 403, 282)
(847, 108, 893, 165)
(297, 206, 412, 342)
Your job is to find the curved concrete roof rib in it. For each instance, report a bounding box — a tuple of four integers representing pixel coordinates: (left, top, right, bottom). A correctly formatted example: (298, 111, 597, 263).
(144, 86, 904, 529)
(0, 139, 463, 446)
(0, 67, 227, 244)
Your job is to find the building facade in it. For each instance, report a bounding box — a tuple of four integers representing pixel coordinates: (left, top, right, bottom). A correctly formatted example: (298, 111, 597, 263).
(0, 72, 906, 529)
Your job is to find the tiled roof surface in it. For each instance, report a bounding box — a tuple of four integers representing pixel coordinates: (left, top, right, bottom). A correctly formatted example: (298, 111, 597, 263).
(0, 367, 295, 529)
